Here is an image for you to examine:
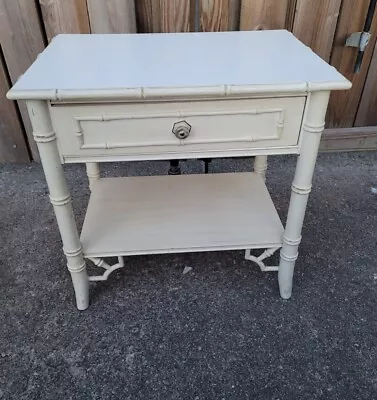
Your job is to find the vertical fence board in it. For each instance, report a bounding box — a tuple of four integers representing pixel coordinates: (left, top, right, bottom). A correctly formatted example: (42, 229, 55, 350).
(39, 0, 90, 41)
(326, 0, 377, 128)
(87, 0, 136, 33)
(161, 0, 190, 32)
(240, 0, 290, 30)
(285, 0, 297, 31)
(0, 52, 29, 162)
(355, 38, 377, 126)
(201, 0, 232, 31)
(293, 0, 342, 62)
(136, 0, 162, 32)
(0, 0, 46, 160)
(136, 0, 190, 33)
(229, 0, 241, 30)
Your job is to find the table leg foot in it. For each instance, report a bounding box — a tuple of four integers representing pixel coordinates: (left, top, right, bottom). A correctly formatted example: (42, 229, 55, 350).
(70, 269, 90, 310)
(278, 258, 295, 299)
(27, 100, 90, 310)
(277, 92, 330, 299)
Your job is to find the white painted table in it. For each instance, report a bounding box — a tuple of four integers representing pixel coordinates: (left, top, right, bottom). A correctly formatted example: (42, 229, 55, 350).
(8, 31, 351, 310)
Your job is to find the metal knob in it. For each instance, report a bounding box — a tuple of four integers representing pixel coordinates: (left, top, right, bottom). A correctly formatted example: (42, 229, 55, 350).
(172, 120, 191, 140)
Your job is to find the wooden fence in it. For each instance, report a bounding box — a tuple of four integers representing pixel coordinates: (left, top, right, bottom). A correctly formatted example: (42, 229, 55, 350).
(1, 0, 377, 162)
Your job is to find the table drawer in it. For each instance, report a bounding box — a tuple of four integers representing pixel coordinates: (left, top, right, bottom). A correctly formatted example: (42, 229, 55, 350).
(50, 97, 305, 159)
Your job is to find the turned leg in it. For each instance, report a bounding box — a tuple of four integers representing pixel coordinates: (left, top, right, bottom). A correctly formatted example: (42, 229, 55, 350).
(245, 155, 268, 261)
(86, 162, 100, 190)
(168, 159, 181, 175)
(27, 100, 89, 310)
(279, 92, 330, 299)
(254, 155, 268, 181)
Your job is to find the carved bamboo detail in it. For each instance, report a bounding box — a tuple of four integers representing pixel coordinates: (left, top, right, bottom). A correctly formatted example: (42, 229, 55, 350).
(278, 91, 330, 299)
(26, 100, 89, 310)
(254, 155, 268, 181)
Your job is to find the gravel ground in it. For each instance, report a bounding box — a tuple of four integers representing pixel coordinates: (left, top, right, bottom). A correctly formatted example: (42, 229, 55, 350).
(1, 152, 377, 400)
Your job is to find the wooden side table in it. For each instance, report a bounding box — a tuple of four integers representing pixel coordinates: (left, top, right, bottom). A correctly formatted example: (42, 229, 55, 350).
(8, 31, 351, 310)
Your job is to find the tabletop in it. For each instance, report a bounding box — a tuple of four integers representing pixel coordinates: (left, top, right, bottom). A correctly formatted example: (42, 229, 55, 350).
(7, 30, 351, 101)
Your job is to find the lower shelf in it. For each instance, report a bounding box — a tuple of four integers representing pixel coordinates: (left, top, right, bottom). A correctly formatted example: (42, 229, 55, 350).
(80, 172, 284, 257)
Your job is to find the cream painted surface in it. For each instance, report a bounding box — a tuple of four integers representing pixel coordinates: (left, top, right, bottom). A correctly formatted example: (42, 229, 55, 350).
(50, 97, 305, 160)
(8, 31, 350, 99)
(8, 31, 351, 308)
(26, 100, 89, 310)
(62, 145, 301, 163)
(80, 173, 284, 257)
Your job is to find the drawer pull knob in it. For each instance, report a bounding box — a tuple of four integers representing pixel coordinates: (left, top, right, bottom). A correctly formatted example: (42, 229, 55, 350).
(172, 120, 191, 139)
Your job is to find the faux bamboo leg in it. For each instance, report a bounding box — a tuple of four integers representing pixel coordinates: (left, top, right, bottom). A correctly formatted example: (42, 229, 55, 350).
(254, 155, 268, 181)
(279, 92, 330, 299)
(86, 162, 100, 190)
(27, 100, 89, 310)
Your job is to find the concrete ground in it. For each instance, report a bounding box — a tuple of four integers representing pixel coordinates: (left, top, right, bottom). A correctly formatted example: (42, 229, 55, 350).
(1, 152, 377, 400)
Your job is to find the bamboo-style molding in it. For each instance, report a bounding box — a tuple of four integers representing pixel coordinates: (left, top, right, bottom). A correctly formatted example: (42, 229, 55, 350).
(282, 235, 302, 246)
(253, 155, 268, 181)
(32, 131, 56, 143)
(64, 247, 84, 258)
(278, 91, 330, 299)
(76, 136, 285, 151)
(61, 145, 301, 164)
(291, 184, 312, 195)
(88, 257, 125, 281)
(49, 194, 72, 206)
(27, 100, 89, 310)
(72, 108, 285, 150)
(73, 108, 285, 121)
(245, 247, 280, 272)
(8, 81, 351, 101)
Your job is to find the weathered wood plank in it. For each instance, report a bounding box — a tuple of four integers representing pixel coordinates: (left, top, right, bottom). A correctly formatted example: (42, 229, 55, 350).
(39, 0, 90, 41)
(320, 127, 377, 151)
(240, 0, 290, 30)
(326, 0, 377, 128)
(355, 31, 377, 126)
(87, 0, 136, 33)
(285, 0, 298, 31)
(201, 0, 232, 31)
(136, 0, 190, 33)
(135, 0, 161, 32)
(161, 0, 190, 32)
(0, 0, 46, 160)
(229, 0, 241, 30)
(293, 0, 342, 62)
(0, 52, 29, 162)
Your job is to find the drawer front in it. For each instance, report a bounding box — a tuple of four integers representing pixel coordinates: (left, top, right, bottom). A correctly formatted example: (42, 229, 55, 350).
(50, 97, 305, 159)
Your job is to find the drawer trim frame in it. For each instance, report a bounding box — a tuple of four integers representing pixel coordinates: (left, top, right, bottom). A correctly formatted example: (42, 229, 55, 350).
(72, 108, 285, 150)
